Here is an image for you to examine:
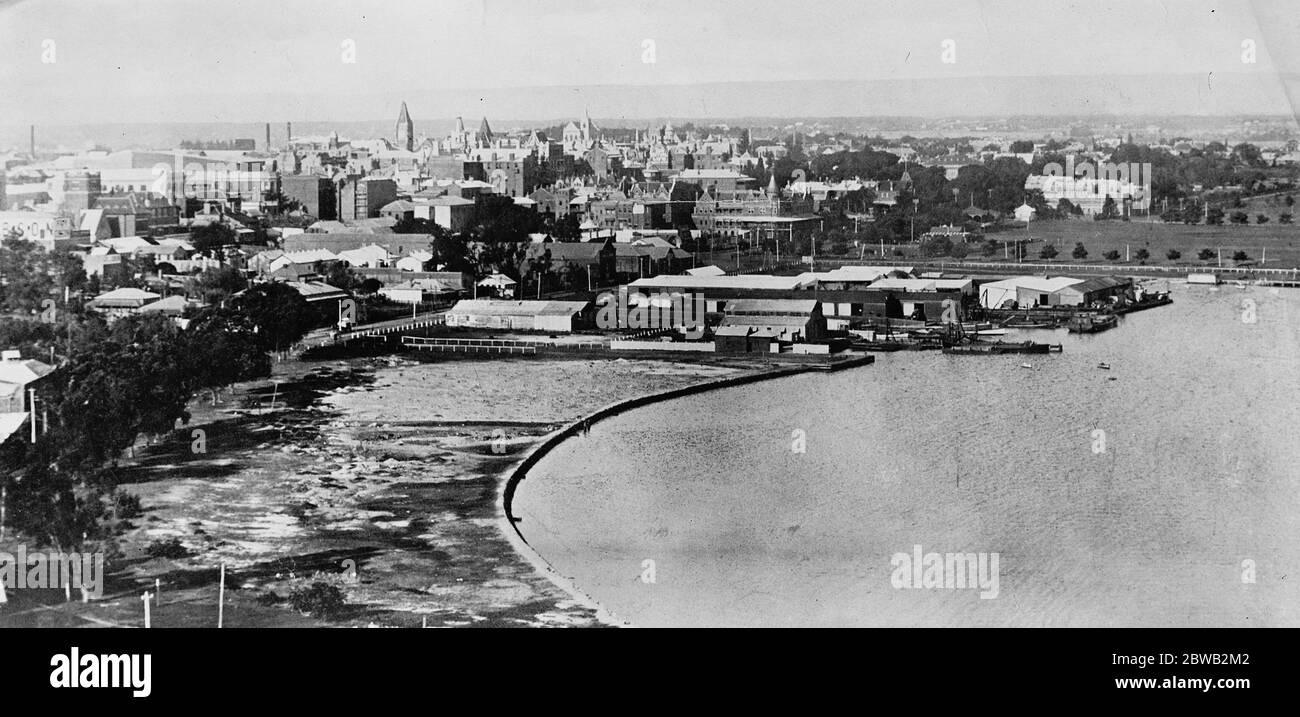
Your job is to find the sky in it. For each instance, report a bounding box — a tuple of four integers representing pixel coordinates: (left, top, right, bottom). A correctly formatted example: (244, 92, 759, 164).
(2, 0, 1299, 123)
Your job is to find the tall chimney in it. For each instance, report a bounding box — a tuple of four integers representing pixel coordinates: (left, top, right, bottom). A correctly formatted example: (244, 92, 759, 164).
(29, 125, 35, 157)
(286, 122, 292, 142)
(265, 123, 271, 151)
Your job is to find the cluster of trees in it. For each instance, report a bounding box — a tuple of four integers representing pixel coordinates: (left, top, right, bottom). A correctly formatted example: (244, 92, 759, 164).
(190, 222, 239, 260)
(0, 237, 87, 315)
(1, 283, 318, 548)
(394, 196, 559, 281)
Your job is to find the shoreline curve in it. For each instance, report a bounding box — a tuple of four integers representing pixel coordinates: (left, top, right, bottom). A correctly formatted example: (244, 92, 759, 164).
(494, 362, 825, 627)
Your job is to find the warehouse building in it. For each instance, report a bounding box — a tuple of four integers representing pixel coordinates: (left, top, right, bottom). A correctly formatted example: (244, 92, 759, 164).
(1052, 276, 1133, 307)
(445, 299, 592, 333)
(978, 276, 1085, 309)
(715, 298, 826, 353)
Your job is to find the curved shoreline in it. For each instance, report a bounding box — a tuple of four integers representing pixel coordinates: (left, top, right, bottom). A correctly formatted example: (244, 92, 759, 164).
(494, 362, 823, 627)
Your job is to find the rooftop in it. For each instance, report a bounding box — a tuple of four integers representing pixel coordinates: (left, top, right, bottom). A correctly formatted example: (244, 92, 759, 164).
(629, 274, 814, 292)
(447, 299, 589, 317)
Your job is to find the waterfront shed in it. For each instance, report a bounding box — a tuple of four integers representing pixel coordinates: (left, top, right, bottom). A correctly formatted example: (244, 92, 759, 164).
(445, 299, 592, 333)
(1052, 275, 1132, 307)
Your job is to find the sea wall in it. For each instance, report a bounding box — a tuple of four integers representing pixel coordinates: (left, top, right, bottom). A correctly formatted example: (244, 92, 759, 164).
(499, 364, 814, 535)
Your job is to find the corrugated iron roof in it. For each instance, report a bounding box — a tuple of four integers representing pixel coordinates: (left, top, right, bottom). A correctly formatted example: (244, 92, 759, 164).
(447, 299, 590, 317)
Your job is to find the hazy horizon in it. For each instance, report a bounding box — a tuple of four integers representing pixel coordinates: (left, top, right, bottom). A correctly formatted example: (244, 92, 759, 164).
(4, 0, 1300, 125)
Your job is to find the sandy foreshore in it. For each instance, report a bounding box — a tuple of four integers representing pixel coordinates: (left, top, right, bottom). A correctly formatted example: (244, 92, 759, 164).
(0, 352, 758, 628)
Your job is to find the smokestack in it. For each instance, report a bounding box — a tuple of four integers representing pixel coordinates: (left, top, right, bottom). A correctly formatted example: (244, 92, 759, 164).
(29, 125, 34, 157)
(265, 123, 271, 151)
(286, 122, 292, 143)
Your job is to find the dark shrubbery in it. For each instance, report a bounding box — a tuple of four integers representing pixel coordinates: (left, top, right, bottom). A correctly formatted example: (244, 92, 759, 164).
(288, 582, 347, 620)
(145, 537, 190, 560)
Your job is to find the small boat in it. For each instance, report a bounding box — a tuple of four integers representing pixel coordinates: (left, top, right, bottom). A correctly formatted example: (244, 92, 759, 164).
(1020, 363, 1033, 369)
(1067, 314, 1119, 334)
(1097, 362, 1110, 370)
(973, 329, 1008, 336)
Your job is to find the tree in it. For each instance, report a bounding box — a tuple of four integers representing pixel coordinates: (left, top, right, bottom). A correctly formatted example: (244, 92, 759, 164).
(1256, 214, 1270, 224)
(183, 309, 272, 404)
(549, 213, 582, 241)
(1281, 213, 1294, 225)
(1166, 249, 1182, 261)
(1103, 250, 1121, 261)
(189, 265, 248, 306)
(320, 262, 363, 292)
(1231, 143, 1264, 167)
(920, 235, 954, 257)
(1230, 211, 1249, 225)
(1071, 243, 1088, 260)
(190, 222, 238, 260)
(1198, 248, 1216, 261)
(1039, 244, 1059, 260)
(1206, 208, 1225, 225)
(426, 227, 473, 273)
(1233, 250, 1250, 262)
(51, 314, 192, 470)
(392, 216, 440, 235)
(230, 282, 318, 353)
(1135, 248, 1150, 263)
(949, 241, 969, 259)
(0, 239, 84, 314)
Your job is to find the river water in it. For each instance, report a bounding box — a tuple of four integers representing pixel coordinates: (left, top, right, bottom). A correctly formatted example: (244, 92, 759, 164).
(512, 282, 1300, 626)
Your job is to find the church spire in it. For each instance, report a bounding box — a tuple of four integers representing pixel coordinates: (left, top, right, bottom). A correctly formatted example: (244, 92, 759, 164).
(396, 101, 414, 152)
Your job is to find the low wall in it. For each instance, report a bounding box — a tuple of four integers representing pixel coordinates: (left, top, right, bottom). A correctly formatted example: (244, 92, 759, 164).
(501, 364, 818, 535)
(787, 343, 831, 355)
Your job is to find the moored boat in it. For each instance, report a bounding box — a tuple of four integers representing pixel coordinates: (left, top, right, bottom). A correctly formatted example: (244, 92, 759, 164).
(1067, 314, 1119, 333)
(943, 340, 1062, 355)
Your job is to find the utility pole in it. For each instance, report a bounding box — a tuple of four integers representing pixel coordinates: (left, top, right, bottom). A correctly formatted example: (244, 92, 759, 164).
(28, 389, 36, 443)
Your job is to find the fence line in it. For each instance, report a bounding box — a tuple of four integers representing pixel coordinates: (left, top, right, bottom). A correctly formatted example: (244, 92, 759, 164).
(401, 336, 603, 351)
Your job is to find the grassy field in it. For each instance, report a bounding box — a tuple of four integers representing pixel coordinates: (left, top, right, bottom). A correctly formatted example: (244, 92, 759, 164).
(1010, 219, 1300, 268)
(693, 215, 1300, 272)
(831, 219, 1300, 270)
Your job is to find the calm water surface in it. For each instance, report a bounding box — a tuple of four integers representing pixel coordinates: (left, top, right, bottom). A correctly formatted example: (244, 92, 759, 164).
(513, 283, 1300, 626)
